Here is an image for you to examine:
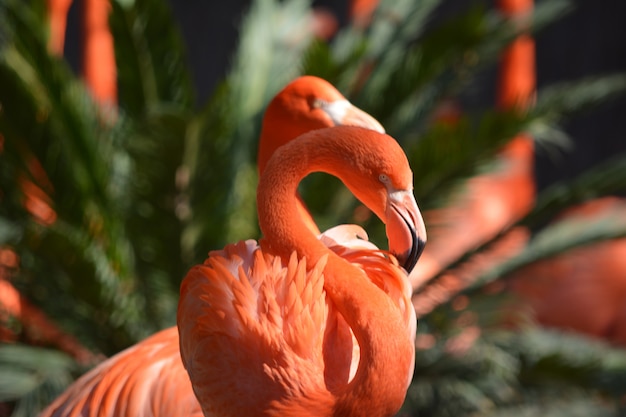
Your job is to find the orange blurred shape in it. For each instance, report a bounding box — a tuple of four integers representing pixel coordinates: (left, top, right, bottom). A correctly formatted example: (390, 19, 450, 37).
(430, 98, 463, 126)
(497, 36, 535, 110)
(444, 325, 481, 356)
(350, 0, 379, 28)
(0, 248, 18, 269)
(415, 333, 436, 350)
(18, 176, 57, 225)
(451, 295, 470, 311)
(496, 0, 533, 14)
(47, 0, 73, 55)
(310, 7, 339, 40)
(83, 0, 117, 106)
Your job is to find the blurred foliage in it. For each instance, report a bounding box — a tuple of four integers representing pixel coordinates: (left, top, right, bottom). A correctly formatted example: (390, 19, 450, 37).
(1, 0, 626, 415)
(0, 345, 78, 417)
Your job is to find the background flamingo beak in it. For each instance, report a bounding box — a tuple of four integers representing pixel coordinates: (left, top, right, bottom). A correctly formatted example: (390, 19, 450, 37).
(324, 100, 386, 133)
(341, 104, 385, 133)
(386, 190, 427, 273)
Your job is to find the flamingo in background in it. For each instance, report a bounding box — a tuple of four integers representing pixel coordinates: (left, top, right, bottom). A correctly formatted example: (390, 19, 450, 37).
(411, 0, 626, 348)
(39, 76, 390, 417)
(258, 75, 384, 233)
(506, 197, 626, 345)
(179, 125, 424, 416)
(410, 0, 535, 293)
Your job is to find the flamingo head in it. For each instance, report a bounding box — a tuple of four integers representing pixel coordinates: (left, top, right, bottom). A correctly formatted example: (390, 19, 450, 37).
(325, 127, 427, 273)
(258, 76, 384, 173)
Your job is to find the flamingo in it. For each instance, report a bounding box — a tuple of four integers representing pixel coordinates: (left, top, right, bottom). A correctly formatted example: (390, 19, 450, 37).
(506, 197, 626, 346)
(39, 76, 389, 417)
(178, 125, 425, 416)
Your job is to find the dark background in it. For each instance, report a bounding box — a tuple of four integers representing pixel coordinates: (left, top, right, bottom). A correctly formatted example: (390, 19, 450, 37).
(64, 0, 626, 193)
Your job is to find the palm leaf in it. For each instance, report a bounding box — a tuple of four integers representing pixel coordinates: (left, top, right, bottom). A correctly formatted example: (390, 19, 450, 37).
(0, 344, 77, 417)
(182, 0, 314, 264)
(466, 207, 626, 292)
(109, 0, 194, 116)
(0, 0, 146, 346)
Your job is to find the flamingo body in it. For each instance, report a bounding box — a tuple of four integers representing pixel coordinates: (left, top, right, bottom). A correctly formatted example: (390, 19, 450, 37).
(179, 241, 415, 416)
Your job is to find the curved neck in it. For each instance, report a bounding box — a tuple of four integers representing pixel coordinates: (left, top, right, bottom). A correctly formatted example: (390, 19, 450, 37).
(258, 122, 321, 235)
(257, 131, 414, 416)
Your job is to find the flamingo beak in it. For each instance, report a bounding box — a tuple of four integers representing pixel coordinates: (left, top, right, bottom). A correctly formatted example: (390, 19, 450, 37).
(386, 190, 427, 273)
(324, 100, 385, 133)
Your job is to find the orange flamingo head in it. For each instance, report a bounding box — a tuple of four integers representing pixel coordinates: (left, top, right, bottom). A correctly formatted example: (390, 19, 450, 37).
(257, 75, 384, 173)
(326, 127, 427, 272)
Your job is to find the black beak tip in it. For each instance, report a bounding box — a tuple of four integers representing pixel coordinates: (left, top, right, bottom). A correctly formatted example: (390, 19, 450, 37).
(403, 237, 425, 274)
(394, 209, 426, 274)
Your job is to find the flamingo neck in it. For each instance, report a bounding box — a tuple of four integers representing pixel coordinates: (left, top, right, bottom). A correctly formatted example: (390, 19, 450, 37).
(258, 124, 321, 235)
(257, 132, 414, 416)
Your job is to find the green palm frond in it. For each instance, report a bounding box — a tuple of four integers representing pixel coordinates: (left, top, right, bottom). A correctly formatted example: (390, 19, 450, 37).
(534, 73, 626, 121)
(0, 344, 78, 417)
(530, 73, 626, 148)
(109, 0, 194, 116)
(484, 400, 617, 417)
(524, 152, 626, 228)
(405, 334, 520, 416)
(0, 1, 148, 349)
(402, 326, 626, 416)
(501, 328, 626, 395)
(466, 207, 626, 292)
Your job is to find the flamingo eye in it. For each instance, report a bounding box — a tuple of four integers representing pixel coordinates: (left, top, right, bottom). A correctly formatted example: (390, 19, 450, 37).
(379, 174, 390, 184)
(309, 97, 325, 109)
